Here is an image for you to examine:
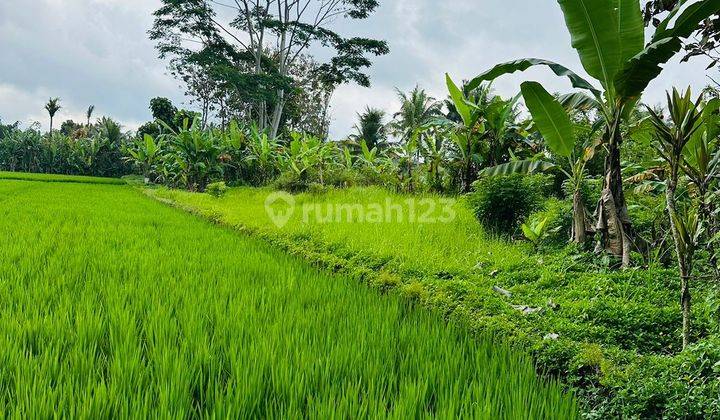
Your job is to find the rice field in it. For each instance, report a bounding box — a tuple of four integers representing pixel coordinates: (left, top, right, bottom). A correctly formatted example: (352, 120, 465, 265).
(149, 186, 525, 276)
(0, 177, 577, 418)
(0, 171, 126, 185)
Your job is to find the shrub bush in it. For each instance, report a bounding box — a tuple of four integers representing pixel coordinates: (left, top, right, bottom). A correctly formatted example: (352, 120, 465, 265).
(206, 181, 228, 198)
(527, 198, 573, 246)
(273, 171, 310, 193)
(468, 174, 545, 235)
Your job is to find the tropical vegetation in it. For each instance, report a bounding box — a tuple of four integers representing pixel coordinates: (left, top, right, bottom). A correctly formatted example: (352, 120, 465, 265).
(2, 0, 720, 417)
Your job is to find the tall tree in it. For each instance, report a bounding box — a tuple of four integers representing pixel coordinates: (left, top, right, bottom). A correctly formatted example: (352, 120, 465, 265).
(467, 0, 720, 266)
(390, 86, 443, 190)
(277, 54, 336, 138)
(45, 98, 61, 134)
(150, 0, 389, 139)
(150, 97, 178, 127)
(86, 105, 95, 127)
(645, 0, 720, 68)
(390, 86, 442, 144)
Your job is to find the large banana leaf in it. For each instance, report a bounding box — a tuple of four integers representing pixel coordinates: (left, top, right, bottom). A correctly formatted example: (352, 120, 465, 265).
(478, 159, 557, 177)
(466, 58, 600, 96)
(653, 0, 720, 41)
(613, 37, 683, 101)
(521, 82, 575, 157)
(557, 0, 623, 91)
(617, 0, 645, 63)
(619, 0, 720, 102)
(446, 74, 472, 127)
(558, 92, 600, 111)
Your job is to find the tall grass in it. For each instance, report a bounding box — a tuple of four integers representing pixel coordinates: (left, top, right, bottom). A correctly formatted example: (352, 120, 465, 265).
(0, 180, 577, 418)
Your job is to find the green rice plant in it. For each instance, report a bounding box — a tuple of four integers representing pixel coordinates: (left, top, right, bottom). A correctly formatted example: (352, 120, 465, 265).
(0, 179, 577, 418)
(0, 171, 125, 185)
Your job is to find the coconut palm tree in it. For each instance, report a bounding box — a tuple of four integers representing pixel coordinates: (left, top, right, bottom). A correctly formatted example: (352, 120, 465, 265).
(390, 86, 442, 144)
(45, 98, 61, 134)
(389, 86, 443, 191)
(350, 107, 388, 151)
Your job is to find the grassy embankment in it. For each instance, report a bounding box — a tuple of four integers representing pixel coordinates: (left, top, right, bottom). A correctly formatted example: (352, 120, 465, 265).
(150, 186, 720, 417)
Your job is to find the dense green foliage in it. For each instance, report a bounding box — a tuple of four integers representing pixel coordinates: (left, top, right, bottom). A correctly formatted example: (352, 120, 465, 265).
(0, 120, 131, 177)
(468, 175, 545, 235)
(151, 186, 720, 418)
(0, 178, 577, 418)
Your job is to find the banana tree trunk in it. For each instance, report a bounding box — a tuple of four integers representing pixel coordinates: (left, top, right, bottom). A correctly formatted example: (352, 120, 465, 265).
(462, 138, 473, 194)
(572, 190, 587, 244)
(595, 121, 632, 267)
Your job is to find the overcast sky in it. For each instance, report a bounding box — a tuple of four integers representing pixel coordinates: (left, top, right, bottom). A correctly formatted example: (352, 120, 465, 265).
(0, 0, 714, 138)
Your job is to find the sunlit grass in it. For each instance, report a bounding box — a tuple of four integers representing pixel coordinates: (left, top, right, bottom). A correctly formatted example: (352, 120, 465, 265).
(150, 186, 527, 276)
(0, 180, 577, 418)
(0, 171, 125, 184)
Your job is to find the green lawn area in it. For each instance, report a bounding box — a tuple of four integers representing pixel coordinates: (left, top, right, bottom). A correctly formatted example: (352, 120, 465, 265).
(150, 186, 720, 417)
(0, 179, 577, 418)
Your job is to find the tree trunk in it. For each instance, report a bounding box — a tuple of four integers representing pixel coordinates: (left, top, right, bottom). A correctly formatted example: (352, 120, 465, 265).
(49, 117, 53, 134)
(666, 160, 692, 349)
(270, 93, 285, 140)
(681, 273, 691, 349)
(319, 90, 334, 139)
(595, 119, 632, 266)
(269, 8, 289, 140)
(407, 152, 414, 193)
(697, 186, 720, 278)
(462, 138, 473, 194)
(572, 189, 587, 244)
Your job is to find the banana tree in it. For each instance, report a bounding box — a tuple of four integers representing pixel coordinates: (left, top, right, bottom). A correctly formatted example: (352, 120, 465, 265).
(420, 126, 449, 192)
(358, 139, 382, 172)
(444, 74, 486, 193)
(479, 82, 601, 244)
(124, 134, 163, 183)
(245, 125, 280, 185)
(466, 0, 720, 266)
